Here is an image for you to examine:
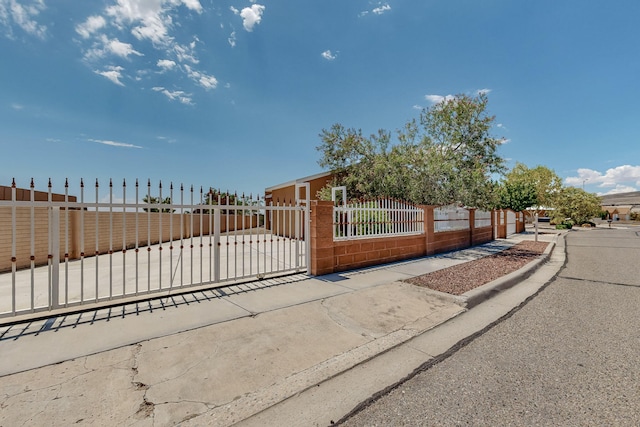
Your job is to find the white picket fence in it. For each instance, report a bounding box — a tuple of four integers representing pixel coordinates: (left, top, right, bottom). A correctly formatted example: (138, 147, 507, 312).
(333, 198, 424, 240)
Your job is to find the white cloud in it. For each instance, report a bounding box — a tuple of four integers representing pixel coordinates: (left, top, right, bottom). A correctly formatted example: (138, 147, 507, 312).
(11, 103, 24, 110)
(76, 15, 107, 39)
(152, 86, 193, 105)
(425, 89, 491, 105)
(105, 36, 143, 58)
(412, 105, 422, 110)
(174, 40, 199, 64)
(599, 185, 638, 196)
(565, 165, 640, 190)
(75, 1, 219, 101)
(372, 4, 391, 15)
(181, 0, 203, 13)
(184, 64, 217, 90)
(157, 59, 176, 70)
(228, 31, 236, 47)
(238, 4, 265, 32)
(0, 0, 47, 39)
(89, 138, 142, 149)
(425, 94, 455, 104)
(321, 50, 336, 61)
(95, 65, 125, 86)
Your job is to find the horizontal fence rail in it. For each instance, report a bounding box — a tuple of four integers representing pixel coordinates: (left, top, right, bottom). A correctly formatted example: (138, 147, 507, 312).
(0, 179, 309, 320)
(434, 204, 470, 232)
(333, 198, 424, 240)
(474, 210, 492, 228)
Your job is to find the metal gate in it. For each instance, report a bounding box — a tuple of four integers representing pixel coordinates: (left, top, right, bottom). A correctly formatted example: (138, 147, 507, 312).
(506, 210, 517, 236)
(0, 179, 310, 321)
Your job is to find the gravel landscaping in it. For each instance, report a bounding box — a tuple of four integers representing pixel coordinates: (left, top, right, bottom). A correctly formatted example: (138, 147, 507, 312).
(406, 241, 549, 295)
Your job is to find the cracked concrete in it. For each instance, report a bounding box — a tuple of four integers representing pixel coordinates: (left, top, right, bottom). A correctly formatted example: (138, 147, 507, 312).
(0, 236, 552, 426)
(0, 282, 464, 427)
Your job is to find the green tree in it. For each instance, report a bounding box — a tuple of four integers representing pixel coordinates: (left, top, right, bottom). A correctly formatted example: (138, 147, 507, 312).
(316, 93, 505, 208)
(503, 163, 563, 211)
(142, 195, 173, 213)
(551, 187, 602, 225)
(496, 180, 538, 212)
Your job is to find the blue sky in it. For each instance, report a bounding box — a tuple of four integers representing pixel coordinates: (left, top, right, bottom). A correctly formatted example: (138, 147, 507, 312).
(1, 0, 640, 200)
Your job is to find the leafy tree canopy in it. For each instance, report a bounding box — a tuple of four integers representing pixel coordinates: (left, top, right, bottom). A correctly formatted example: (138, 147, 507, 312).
(503, 162, 563, 210)
(316, 93, 505, 209)
(496, 180, 538, 212)
(551, 187, 602, 225)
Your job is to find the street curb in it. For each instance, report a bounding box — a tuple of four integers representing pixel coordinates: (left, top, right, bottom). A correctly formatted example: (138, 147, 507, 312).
(460, 238, 557, 309)
(238, 233, 568, 426)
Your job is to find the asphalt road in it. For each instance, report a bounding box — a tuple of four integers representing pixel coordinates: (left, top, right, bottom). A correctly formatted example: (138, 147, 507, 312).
(340, 227, 640, 426)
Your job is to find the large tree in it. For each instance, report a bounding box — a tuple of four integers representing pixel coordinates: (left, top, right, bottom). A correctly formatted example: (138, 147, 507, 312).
(317, 93, 505, 208)
(496, 180, 538, 212)
(551, 187, 602, 225)
(503, 163, 563, 211)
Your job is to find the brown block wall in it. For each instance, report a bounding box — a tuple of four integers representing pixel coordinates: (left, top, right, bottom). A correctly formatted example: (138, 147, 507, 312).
(472, 227, 493, 246)
(428, 229, 471, 254)
(309, 202, 508, 276)
(0, 185, 77, 203)
(333, 234, 426, 273)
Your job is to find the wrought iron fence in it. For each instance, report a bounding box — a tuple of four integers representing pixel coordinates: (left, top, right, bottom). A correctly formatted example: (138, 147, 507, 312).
(0, 178, 309, 320)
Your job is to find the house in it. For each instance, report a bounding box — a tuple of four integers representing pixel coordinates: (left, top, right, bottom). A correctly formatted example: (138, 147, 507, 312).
(264, 171, 333, 205)
(602, 205, 632, 221)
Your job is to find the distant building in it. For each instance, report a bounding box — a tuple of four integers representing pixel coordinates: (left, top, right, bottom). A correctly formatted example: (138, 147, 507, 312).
(599, 190, 640, 221)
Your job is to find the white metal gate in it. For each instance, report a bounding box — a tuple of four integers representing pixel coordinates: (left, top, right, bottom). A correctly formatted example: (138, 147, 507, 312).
(0, 179, 310, 321)
(506, 210, 517, 236)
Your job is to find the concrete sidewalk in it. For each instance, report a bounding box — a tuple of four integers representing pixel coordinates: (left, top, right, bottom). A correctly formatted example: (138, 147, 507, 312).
(0, 230, 563, 427)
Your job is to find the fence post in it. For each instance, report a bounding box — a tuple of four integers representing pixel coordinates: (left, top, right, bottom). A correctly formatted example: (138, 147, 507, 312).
(422, 205, 435, 256)
(309, 200, 335, 276)
(50, 206, 60, 309)
(213, 209, 221, 282)
(468, 208, 476, 246)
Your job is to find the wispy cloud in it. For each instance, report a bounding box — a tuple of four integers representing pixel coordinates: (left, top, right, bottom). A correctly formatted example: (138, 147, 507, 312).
(0, 0, 47, 39)
(89, 138, 142, 148)
(184, 64, 217, 90)
(372, 4, 391, 15)
(425, 89, 492, 104)
(565, 165, 640, 191)
(74, 0, 215, 104)
(228, 31, 236, 47)
(11, 103, 24, 110)
(157, 59, 176, 71)
(152, 86, 193, 105)
(75, 15, 106, 39)
(95, 65, 125, 86)
(425, 94, 455, 104)
(321, 50, 337, 61)
(359, 2, 391, 17)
